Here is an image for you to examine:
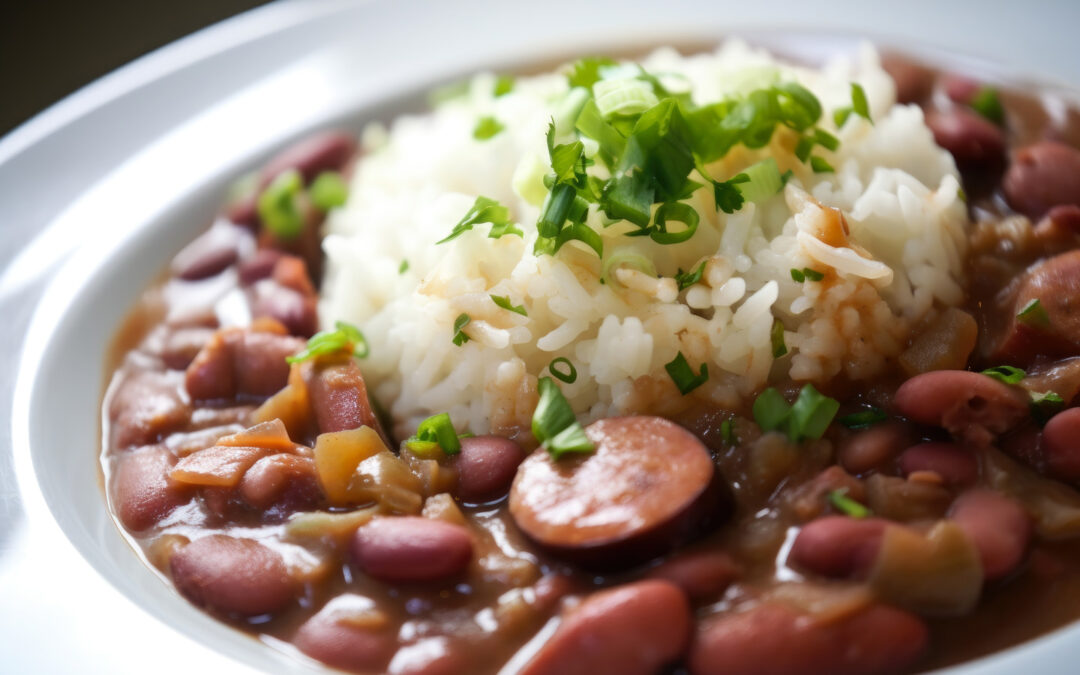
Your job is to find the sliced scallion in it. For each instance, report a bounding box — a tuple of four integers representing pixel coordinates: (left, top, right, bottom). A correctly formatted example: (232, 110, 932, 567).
(771, 319, 788, 358)
(665, 352, 709, 395)
(735, 157, 784, 204)
(309, 171, 349, 210)
(1017, 298, 1050, 327)
(981, 365, 1026, 385)
(286, 321, 369, 364)
(838, 407, 887, 429)
(548, 357, 578, 384)
(532, 377, 595, 459)
(258, 169, 305, 239)
(438, 196, 521, 244)
(405, 412, 462, 456)
(829, 489, 871, 518)
(473, 116, 505, 140)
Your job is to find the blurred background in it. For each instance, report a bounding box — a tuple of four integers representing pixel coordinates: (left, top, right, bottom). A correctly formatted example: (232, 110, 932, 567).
(0, 0, 270, 136)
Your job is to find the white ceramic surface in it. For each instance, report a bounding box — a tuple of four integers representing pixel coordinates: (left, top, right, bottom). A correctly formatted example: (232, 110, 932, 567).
(5, 0, 1080, 673)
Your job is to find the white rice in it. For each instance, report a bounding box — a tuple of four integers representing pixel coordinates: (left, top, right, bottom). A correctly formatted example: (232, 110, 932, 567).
(321, 41, 968, 440)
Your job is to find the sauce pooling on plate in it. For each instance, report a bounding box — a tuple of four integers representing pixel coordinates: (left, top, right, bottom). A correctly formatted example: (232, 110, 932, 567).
(102, 44, 1080, 674)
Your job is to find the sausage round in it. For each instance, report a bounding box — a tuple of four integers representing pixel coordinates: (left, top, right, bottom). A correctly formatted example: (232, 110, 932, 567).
(352, 516, 473, 583)
(170, 535, 297, 616)
(509, 416, 727, 570)
(521, 580, 690, 675)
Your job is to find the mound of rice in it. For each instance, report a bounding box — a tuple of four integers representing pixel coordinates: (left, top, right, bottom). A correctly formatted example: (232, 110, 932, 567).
(321, 41, 968, 440)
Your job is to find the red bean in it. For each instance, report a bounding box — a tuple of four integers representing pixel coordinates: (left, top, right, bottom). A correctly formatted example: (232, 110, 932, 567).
(159, 327, 216, 370)
(881, 56, 934, 104)
(352, 517, 473, 583)
(943, 74, 980, 105)
(307, 359, 388, 442)
(294, 597, 396, 673)
(185, 328, 303, 402)
(238, 248, 285, 285)
(788, 516, 889, 578)
(451, 435, 526, 503)
(109, 371, 190, 448)
(1044, 408, 1080, 481)
(1032, 205, 1080, 251)
(892, 370, 1029, 445)
(111, 446, 192, 531)
(949, 489, 1031, 580)
(521, 580, 690, 675)
(510, 416, 726, 570)
(898, 442, 978, 486)
(688, 602, 928, 675)
(838, 422, 912, 474)
(646, 551, 739, 603)
(250, 279, 319, 338)
(239, 454, 321, 515)
(170, 535, 297, 616)
(259, 131, 357, 187)
(926, 109, 1005, 169)
(1003, 141, 1080, 220)
(170, 222, 252, 281)
(990, 250, 1080, 365)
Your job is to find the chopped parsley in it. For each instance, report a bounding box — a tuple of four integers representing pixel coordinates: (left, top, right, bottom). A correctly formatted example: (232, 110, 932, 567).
(438, 196, 522, 244)
(405, 412, 463, 456)
(473, 116, 505, 140)
(451, 313, 471, 346)
(790, 267, 824, 283)
(664, 352, 709, 395)
(548, 357, 578, 384)
(286, 321, 369, 364)
(532, 377, 595, 459)
(490, 294, 527, 316)
(981, 365, 1026, 385)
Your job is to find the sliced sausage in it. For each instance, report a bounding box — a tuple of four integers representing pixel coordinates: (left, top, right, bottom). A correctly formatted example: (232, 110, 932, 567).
(949, 489, 1031, 580)
(109, 370, 190, 448)
(111, 445, 192, 531)
(1003, 141, 1080, 220)
(185, 328, 304, 402)
(451, 435, 526, 503)
(351, 516, 473, 583)
(1044, 408, 1080, 481)
(898, 442, 978, 486)
(509, 416, 727, 570)
(788, 516, 889, 578)
(307, 358, 387, 441)
(170, 535, 297, 616)
(688, 602, 929, 675)
(522, 580, 690, 675)
(988, 250, 1080, 364)
(925, 109, 1005, 170)
(645, 551, 739, 603)
(294, 595, 396, 673)
(892, 370, 1029, 446)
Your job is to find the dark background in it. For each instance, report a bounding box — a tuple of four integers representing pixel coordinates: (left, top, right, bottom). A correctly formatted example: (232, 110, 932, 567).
(0, 0, 272, 137)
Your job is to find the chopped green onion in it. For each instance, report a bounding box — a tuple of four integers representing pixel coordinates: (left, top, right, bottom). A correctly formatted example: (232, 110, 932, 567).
(309, 171, 349, 210)
(981, 365, 1026, 385)
(493, 75, 515, 97)
(491, 294, 527, 316)
(753, 384, 839, 442)
(665, 352, 709, 395)
(286, 321, 369, 364)
(438, 196, 521, 244)
(790, 268, 806, 283)
(1031, 390, 1065, 426)
(594, 78, 660, 119)
(451, 313, 471, 346)
(675, 260, 707, 291)
(720, 417, 737, 445)
(258, 169, 305, 239)
(405, 412, 462, 456)
(791, 267, 824, 283)
(735, 158, 784, 204)
(566, 56, 618, 89)
(549, 357, 578, 384)
(650, 202, 699, 244)
(810, 156, 835, 173)
(814, 128, 840, 151)
(398, 259, 409, 274)
(602, 248, 657, 283)
(473, 116, 505, 140)
(828, 489, 871, 518)
(771, 319, 788, 358)
(834, 83, 872, 127)
(1017, 298, 1050, 327)
(752, 388, 791, 433)
(970, 87, 1004, 125)
(838, 407, 887, 430)
(532, 377, 595, 459)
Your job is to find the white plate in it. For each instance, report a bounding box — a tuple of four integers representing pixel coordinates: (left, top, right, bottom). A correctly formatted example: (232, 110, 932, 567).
(4, 0, 1080, 672)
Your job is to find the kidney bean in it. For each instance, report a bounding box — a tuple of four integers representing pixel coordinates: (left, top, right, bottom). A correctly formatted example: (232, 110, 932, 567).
(170, 535, 297, 616)
(990, 250, 1080, 365)
(788, 516, 889, 579)
(1042, 408, 1080, 481)
(109, 370, 190, 448)
(225, 192, 259, 229)
(510, 416, 727, 570)
(352, 516, 472, 583)
(838, 422, 912, 474)
(185, 328, 303, 402)
(688, 602, 929, 675)
(159, 326, 216, 370)
(238, 248, 285, 285)
(239, 454, 321, 515)
(450, 435, 526, 503)
(1003, 141, 1080, 220)
(111, 446, 192, 531)
(307, 359, 388, 441)
(389, 638, 468, 675)
(250, 279, 318, 338)
(259, 131, 357, 187)
(926, 109, 1005, 169)
(646, 551, 739, 603)
(1032, 205, 1080, 252)
(170, 221, 253, 281)
(881, 55, 934, 104)
(942, 74, 981, 105)
(949, 489, 1031, 580)
(892, 370, 1029, 445)
(294, 596, 396, 673)
(864, 473, 953, 521)
(898, 442, 978, 486)
(522, 580, 690, 675)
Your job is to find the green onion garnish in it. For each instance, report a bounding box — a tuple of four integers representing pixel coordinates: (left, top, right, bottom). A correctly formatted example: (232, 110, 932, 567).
(493, 75, 515, 97)
(753, 384, 839, 442)
(490, 294, 527, 316)
(771, 319, 788, 358)
(720, 417, 737, 445)
(405, 412, 462, 456)
(258, 169, 305, 239)
(399, 259, 409, 274)
(649, 202, 699, 245)
(451, 313, 471, 346)
(675, 260, 707, 291)
(753, 388, 791, 433)
(981, 365, 1026, 385)
(1017, 299, 1050, 327)
(838, 407, 887, 429)
(665, 352, 709, 395)
(828, 489, 871, 518)
(734, 157, 784, 204)
(790, 267, 824, 283)
(286, 321, 369, 364)
(970, 87, 1005, 125)
(1031, 390, 1065, 426)
(309, 171, 349, 211)
(810, 156, 835, 174)
(548, 357, 578, 384)
(473, 116, 505, 140)
(532, 377, 595, 459)
(790, 268, 806, 283)
(438, 196, 521, 244)
(834, 83, 872, 127)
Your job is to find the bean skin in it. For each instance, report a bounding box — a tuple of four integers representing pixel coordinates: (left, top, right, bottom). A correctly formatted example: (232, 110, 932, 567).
(521, 580, 691, 675)
(1044, 408, 1080, 481)
(239, 453, 322, 516)
(294, 597, 396, 674)
(1003, 141, 1080, 220)
(451, 435, 526, 503)
(170, 535, 297, 616)
(352, 517, 473, 583)
(645, 551, 740, 603)
(838, 423, 912, 474)
(949, 489, 1031, 580)
(111, 445, 192, 531)
(898, 442, 978, 486)
(688, 602, 929, 675)
(788, 516, 889, 578)
(990, 250, 1080, 365)
(925, 109, 1005, 169)
(892, 370, 1029, 445)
